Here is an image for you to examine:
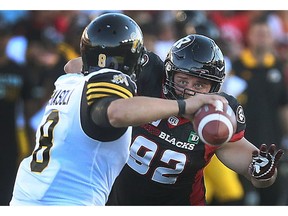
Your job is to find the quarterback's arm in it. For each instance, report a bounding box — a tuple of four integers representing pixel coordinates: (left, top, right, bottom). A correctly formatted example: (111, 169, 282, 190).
(215, 138, 283, 188)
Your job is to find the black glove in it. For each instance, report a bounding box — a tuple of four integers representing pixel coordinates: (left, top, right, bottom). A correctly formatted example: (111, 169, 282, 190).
(249, 144, 284, 180)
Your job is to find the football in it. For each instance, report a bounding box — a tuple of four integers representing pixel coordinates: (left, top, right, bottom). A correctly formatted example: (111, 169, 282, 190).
(192, 100, 237, 146)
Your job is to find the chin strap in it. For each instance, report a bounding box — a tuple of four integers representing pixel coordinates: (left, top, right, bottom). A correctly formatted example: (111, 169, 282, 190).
(249, 144, 284, 180)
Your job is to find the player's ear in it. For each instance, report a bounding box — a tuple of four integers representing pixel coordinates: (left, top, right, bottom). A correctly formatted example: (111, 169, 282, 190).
(64, 57, 83, 74)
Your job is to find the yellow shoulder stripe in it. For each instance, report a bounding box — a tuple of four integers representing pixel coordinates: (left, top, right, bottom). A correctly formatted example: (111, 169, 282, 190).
(87, 82, 133, 98)
(86, 82, 134, 105)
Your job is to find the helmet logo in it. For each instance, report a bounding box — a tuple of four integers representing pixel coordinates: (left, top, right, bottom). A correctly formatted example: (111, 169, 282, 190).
(217, 65, 225, 72)
(174, 36, 193, 50)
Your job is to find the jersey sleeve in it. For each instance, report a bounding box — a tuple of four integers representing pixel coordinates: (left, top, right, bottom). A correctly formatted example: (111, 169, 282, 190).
(86, 71, 137, 106)
(220, 92, 246, 142)
(136, 51, 164, 97)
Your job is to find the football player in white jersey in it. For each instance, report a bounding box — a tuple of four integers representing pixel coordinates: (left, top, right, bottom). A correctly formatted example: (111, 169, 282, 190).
(10, 13, 227, 206)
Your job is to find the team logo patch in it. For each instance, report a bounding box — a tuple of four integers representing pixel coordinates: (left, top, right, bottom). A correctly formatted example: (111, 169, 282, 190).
(141, 53, 149, 67)
(188, 131, 200, 144)
(168, 116, 179, 126)
(236, 105, 245, 124)
(111, 74, 129, 86)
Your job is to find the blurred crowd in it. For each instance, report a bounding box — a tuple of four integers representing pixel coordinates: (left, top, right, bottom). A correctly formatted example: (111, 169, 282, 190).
(1, 10, 288, 206)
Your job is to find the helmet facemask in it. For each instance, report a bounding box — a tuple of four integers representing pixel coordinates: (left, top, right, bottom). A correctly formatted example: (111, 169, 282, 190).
(164, 61, 198, 100)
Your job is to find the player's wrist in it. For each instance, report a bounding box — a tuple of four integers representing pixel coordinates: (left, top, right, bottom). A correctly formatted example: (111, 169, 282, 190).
(177, 100, 186, 117)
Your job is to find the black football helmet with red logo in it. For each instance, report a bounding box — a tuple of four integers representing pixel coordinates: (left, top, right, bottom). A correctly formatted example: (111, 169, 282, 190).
(163, 34, 225, 99)
(80, 13, 144, 78)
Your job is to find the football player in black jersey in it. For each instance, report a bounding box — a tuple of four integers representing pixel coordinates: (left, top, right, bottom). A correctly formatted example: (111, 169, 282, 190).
(65, 34, 284, 205)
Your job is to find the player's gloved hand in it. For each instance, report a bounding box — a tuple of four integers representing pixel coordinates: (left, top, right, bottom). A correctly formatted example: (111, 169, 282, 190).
(249, 144, 284, 180)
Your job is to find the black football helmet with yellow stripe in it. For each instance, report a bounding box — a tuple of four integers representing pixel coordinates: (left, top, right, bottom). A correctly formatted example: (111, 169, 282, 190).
(163, 34, 225, 99)
(80, 13, 144, 78)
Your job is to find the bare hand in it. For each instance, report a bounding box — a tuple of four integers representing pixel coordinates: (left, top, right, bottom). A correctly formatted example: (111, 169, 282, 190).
(64, 57, 82, 73)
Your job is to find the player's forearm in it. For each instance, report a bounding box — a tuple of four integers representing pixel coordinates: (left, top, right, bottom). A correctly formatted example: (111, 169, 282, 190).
(107, 97, 179, 127)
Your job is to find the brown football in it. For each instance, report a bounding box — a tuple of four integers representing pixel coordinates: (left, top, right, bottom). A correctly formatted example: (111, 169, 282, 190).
(192, 100, 237, 146)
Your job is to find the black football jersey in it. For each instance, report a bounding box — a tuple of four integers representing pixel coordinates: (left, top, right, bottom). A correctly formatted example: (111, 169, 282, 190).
(107, 51, 246, 206)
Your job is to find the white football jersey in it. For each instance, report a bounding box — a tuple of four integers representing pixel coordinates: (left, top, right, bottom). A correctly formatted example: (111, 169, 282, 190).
(10, 69, 136, 206)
